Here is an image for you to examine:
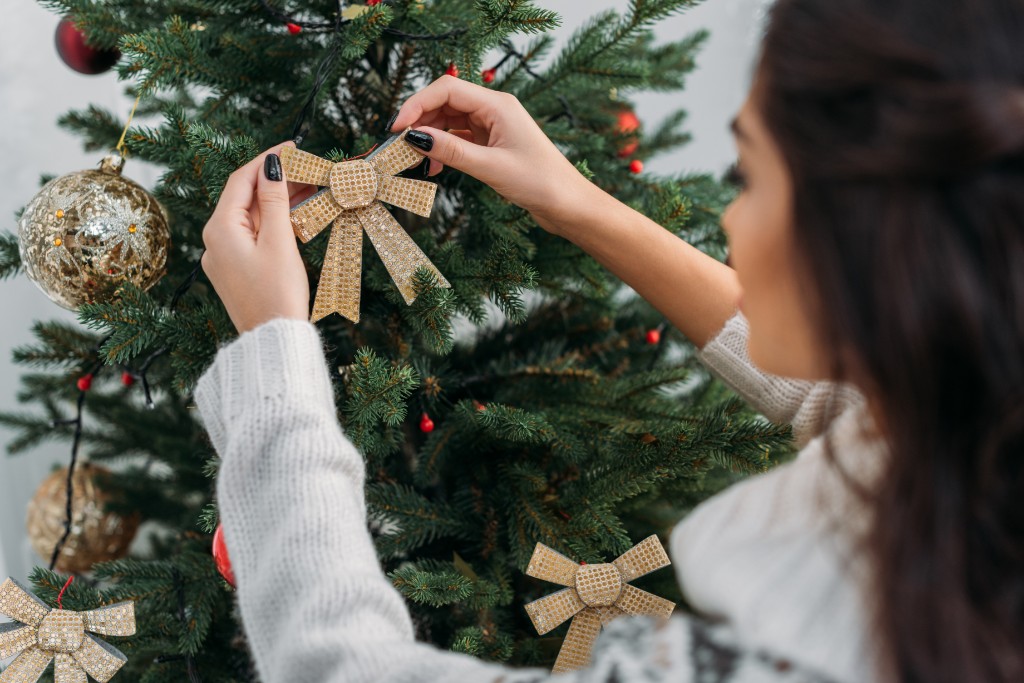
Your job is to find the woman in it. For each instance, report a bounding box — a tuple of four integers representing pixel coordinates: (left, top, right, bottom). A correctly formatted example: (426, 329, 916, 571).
(195, 0, 1024, 681)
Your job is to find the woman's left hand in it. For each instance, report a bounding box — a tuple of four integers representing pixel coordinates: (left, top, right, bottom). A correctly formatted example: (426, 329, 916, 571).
(201, 141, 314, 334)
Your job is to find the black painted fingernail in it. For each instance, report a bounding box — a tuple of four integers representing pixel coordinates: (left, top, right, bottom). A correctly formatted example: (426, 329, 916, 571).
(420, 156, 431, 178)
(385, 111, 399, 133)
(265, 153, 282, 181)
(406, 130, 434, 152)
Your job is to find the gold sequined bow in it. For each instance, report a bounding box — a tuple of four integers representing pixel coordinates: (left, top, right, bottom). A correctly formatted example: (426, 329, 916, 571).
(523, 535, 676, 674)
(0, 577, 135, 683)
(280, 130, 451, 323)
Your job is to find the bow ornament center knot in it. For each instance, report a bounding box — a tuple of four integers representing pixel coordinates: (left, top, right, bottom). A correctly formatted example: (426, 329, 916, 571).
(522, 534, 676, 674)
(574, 563, 623, 608)
(329, 159, 379, 210)
(280, 129, 451, 324)
(36, 610, 86, 653)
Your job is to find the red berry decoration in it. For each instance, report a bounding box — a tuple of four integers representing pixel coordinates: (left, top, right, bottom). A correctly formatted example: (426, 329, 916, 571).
(646, 329, 661, 345)
(286, 22, 302, 34)
(76, 373, 93, 391)
(213, 523, 236, 587)
(367, 0, 383, 4)
(473, 400, 487, 412)
(121, 371, 135, 387)
(55, 18, 120, 75)
(482, 68, 496, 84)
(419, 413, 435, 433)
(629, 159, 644, 174)
(616, 109, 641, 158)
(445, 62, 460, 78)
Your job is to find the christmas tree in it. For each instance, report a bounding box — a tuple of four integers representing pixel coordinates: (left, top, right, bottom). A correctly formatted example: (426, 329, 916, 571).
(0, 0, 798, 680)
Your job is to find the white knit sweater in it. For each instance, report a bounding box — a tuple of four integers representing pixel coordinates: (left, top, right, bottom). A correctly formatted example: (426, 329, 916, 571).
(192, 308, 888, 683)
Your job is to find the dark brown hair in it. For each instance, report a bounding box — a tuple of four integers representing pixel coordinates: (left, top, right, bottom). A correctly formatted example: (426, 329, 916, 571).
(754, 0, 1024, 681)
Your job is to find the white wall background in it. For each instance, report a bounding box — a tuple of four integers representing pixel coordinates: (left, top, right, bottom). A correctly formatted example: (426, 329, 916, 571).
(0, 0, 767, 584)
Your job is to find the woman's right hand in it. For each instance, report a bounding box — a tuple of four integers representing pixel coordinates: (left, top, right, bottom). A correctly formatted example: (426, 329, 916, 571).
(390, 74, 596, 236)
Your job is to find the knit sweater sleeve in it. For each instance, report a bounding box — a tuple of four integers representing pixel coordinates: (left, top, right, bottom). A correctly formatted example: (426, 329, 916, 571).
(695, 309, 865, 448)
(191, 317, 839, 683)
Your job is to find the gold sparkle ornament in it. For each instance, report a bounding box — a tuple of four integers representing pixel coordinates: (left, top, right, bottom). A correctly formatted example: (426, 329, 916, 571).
(523, 535, 676, 674)
(0, 577, 135, 683)
(280, 129, 450, 323)
(26, 463, 140, 574)
(16, 154, 170, 310)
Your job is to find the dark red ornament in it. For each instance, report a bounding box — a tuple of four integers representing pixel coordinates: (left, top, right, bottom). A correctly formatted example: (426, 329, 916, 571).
(445, 63, 459, 78)
(55, 18, 120, 75)
(617, 109, 641, 158)
(368, 0, 383, 4)
(121, 371, 135, 387)
(213, 523, 236, 587)
(419, 413, 435, 433)
(646, 329, 661, 345)
(473, 400, 487, 412)
(482, 68, 496, 84)
(629, 159, 644, 174)
(77, 373, 93, 391)
(286, 22, 302, 34)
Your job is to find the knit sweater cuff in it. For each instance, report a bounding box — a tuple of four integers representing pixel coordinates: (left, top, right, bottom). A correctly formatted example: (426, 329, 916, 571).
(695, 309, 864, 448)
(193, 317, 336, 454)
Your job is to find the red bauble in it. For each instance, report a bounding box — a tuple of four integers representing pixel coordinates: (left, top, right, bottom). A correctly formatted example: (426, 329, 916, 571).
(419, 413, 435, 433)
(445, 63, 460, 78)
(121, 371, 135, 387)
(55, 18, 120, 75)
(617, 110, 641, 158)
(473, 400, 487, 412)
(76, 373, 93, 391)
(286, 22, 302, 34)
(368, 0, 383, 4)
(629, 159, 644, 174)
(646, 329, 661, 345)
(213, 523, 236, 587)
(482, 68, 496, 84)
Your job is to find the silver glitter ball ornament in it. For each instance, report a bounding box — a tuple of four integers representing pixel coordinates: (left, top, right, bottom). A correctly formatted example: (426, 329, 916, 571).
(17, 154, 170, 310)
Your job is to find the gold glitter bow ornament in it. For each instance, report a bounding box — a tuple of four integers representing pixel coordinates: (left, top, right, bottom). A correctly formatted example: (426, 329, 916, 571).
(279, 130, 450, 323)
(0, 577, 135, 683)
(523, 535, 676, 674)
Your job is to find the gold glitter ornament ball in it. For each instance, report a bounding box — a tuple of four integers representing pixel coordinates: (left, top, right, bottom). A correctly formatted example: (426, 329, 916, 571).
(26, 462, 141, 574)
(17, 154, 170, 310)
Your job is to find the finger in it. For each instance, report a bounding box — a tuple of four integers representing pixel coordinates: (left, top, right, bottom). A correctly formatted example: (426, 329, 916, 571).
(393, 75, 501, 131)
(255, 151, 295, 249)
(216, 140, 297, 215)
(289, 184, 318, 207)
(407, 125, 502, 181)
(424, 129, 475, 176)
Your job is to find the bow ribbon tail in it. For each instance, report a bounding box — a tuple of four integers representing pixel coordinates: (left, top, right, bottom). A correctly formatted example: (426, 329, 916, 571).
(613, 583, 676, 620)
(72, 633, 128, 683)
(82, 601, 136, 637)
(54, 652, 88, 683)
(0, 622, 36, 660)
(611, 534, 672, 582)
(0, 645, 52, 683)
(525, 542, 581, 587)
(551, 608, 603, 675)
(356, 202, 450, 306)
(289, 189, 342, 243)
(375, 175, 437, 218)
(523, 586, 586, 635)
(278, 146, 333, 185)
(367, 130, 427, 177)
(0, 578, 50, 627)
(311, 213, 363, 323)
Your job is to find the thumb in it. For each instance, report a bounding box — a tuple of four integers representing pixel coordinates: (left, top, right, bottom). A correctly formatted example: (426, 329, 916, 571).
(406, 126, 501, 182)
(256, 150, 294, 246)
